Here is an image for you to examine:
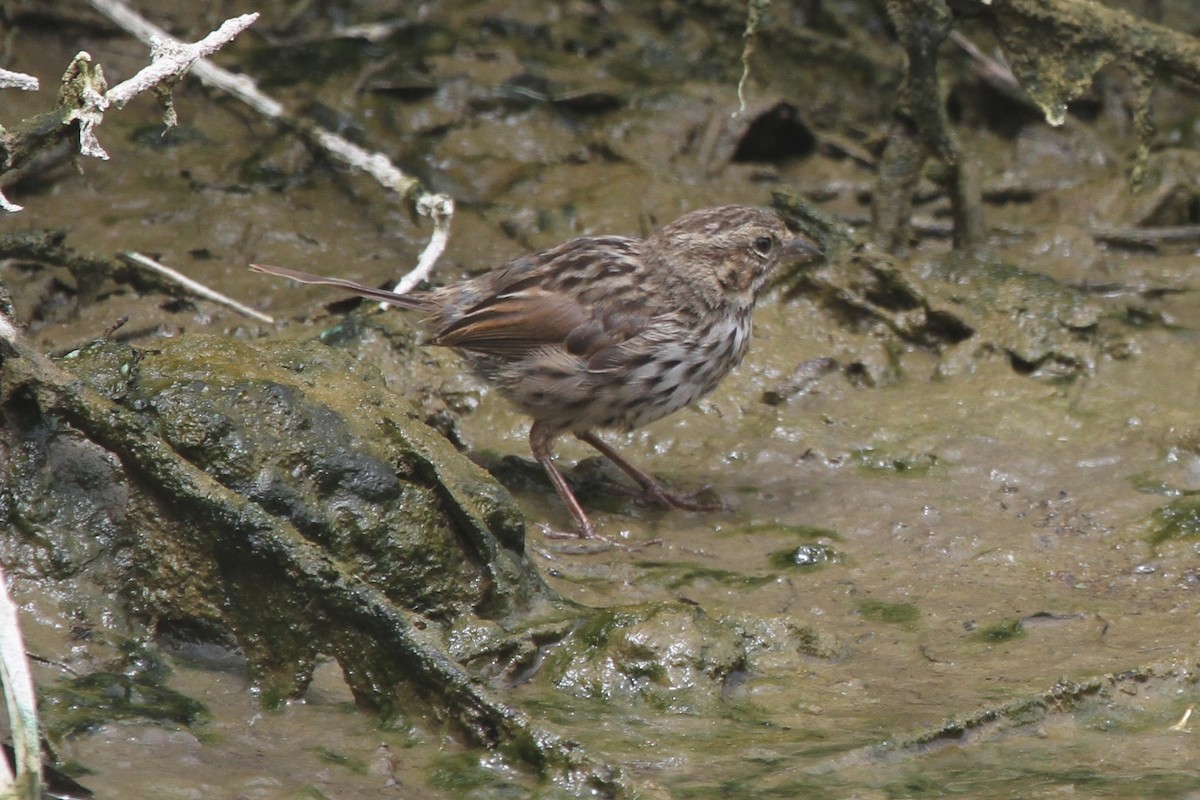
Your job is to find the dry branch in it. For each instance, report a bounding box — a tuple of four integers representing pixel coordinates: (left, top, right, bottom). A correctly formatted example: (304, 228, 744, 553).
(85, 0, 455, 293)
(0, 69, 38, 92)
(120, 252, 275, 324)
(0, 12, 258, 210)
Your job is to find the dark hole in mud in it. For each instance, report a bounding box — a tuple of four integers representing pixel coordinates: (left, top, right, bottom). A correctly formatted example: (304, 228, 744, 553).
(732, 102, 817, 164)
(924, 309, 975, 344)
(844, 362, 873, 387)
(1008, 352, 1037, 375)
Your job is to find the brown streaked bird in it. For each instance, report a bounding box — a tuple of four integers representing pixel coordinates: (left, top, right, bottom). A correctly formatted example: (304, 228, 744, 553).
(251, 205, 821, 540)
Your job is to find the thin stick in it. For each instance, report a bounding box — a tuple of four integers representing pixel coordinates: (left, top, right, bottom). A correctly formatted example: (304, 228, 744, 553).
(0, 191, 23, 213)
(949, 30, 1019, 90)
(736, 0, 772, 117)
(388, 194, 455, 297)
(0, 564, 42, 800)
(0, 69, 38, 91)
(106, 13, 259, 110)
(85, 0, 417, 198)
(0, 312, 18, 343)
(66, 12, 259, 160)
(122, 252, 275, 324)
(85, 0, 457, 293)
(0, 70, 38, 211)
(1169, 705, 1193, 732)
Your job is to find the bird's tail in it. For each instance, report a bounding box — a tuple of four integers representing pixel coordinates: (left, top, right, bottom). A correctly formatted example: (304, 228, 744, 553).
(249, 263, 431, 311)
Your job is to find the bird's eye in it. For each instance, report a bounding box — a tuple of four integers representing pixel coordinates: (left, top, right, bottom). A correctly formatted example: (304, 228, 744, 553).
(753, 236, 774, 256)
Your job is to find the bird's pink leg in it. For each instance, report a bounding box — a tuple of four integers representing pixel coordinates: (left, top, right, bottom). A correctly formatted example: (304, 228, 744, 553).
(530, 422, 604, 539)
(575, 431, 722, 511)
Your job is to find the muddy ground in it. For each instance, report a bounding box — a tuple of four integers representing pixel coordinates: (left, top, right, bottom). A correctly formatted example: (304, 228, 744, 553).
(1, 1, 1198, 798)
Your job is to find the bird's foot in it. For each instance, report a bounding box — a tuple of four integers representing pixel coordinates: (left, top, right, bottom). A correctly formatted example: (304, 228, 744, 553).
(600, 479, 725, 512)
(537, 523, 662, 552)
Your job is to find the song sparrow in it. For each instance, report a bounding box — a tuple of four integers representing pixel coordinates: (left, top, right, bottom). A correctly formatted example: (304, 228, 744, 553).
(251, 205, 821, 539)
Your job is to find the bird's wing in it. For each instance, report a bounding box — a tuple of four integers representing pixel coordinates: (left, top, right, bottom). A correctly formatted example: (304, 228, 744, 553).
(433, 236, 653, 363)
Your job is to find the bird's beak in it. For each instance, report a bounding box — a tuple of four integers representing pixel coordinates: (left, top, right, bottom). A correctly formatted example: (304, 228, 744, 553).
(782, 234, 824, 263)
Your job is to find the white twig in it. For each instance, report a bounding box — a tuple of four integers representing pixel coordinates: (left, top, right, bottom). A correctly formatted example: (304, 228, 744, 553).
(63, 13, 258, 162)
(0, 190, 24, 213)
(104, 13, 259, 110)
(184, 62, 421, 199)
(87, 0, 419, 199)
(1, 7, 257, 213)
(389, 195, 455, 296)
(736, 0, 771, 117)
(1169, 705, 1193, 732)
(121, 252, 275, 324)
(0, 309, 18, 344)
(87, 0, 454, 286)
(0, 565, 42, 800)
(0, 69, 38, 91)
(302, 125, 421, 198)
(330, 20, 409, 43)
(949, 30, 1019, 90)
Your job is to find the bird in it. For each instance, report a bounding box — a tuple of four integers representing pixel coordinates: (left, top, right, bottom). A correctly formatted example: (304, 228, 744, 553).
(251, 205, 821, 540)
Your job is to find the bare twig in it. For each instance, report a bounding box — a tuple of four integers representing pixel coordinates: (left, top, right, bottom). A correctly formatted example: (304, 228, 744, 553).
(0, 192, 23, 213)
(873, 1, 983, 253)
(949, 30, 1018, 90)
(86, 0, 417, 198)
(1090, 225, 1200, 246)
(956, 0, 1200, 125)
(66, 14, 259, 161)
(0, 563, 42, 800)
(0, 10, 257, 212)
(85, 0, 457, 290)
(104, 13, 259, 109)
(0, 69, 38, 91)
(736, 0, 772, 117)
(0, 69, 40, 211)
(1169, 705, 1193, 733)
(106, 13, 259, 126)
(387, 194, 455, 297)
(120, 252, 275, 324)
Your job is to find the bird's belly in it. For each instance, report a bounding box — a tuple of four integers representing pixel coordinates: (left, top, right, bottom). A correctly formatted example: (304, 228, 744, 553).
(497, 316, 752, 433)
